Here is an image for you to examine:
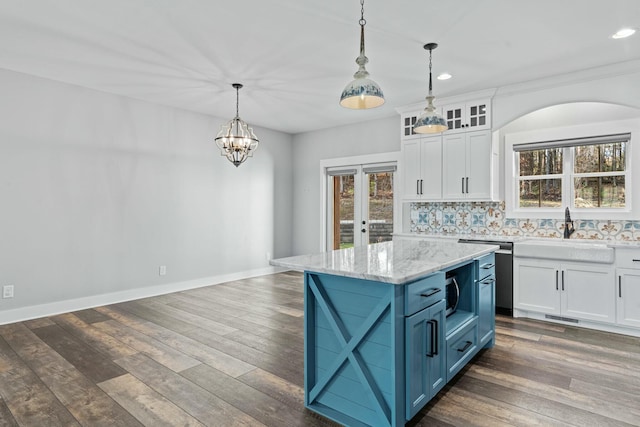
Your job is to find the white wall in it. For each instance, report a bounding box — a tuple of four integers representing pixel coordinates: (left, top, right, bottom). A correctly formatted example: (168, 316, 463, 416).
(0, 68, 293, 322)
(291, 116, 399, 255)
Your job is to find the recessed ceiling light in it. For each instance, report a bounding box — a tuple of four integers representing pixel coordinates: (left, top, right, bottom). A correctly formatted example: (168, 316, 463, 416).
(612, 28, 636, 39)
(437, 73, 452, 80)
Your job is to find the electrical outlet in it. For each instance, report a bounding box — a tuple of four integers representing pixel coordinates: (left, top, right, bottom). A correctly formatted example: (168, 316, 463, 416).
(159, 265, 167, 276)
(3, 285, 14, 299)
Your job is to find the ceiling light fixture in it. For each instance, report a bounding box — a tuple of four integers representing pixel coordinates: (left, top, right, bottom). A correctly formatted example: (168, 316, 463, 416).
(437, 72, 452, 80)
(611, 28, 636, 39)
(339, 0, 384, 109)
(413, 43, 448, 134)
(215, 83, 259, 167)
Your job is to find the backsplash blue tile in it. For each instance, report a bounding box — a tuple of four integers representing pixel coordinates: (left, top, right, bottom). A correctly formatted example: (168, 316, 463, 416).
(409, 201, 640, 241)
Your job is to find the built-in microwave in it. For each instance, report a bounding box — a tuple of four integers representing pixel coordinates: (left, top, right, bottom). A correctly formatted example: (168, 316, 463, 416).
(445, 275, 460, 317)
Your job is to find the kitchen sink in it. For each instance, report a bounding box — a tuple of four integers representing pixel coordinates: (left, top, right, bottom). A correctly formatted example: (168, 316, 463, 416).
(514, 239, 614, 263)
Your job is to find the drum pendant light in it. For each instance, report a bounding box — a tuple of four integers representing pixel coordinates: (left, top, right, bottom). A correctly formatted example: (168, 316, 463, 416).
(413, 43, 448, 134)
(214, 83, 259, 167)
(339, 0, 385, 109)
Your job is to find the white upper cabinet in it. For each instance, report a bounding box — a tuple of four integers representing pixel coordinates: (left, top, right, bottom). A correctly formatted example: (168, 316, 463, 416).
(442, 130, 493, 200)
(402, 136, 442, 201)
(442, 98, 491, 134)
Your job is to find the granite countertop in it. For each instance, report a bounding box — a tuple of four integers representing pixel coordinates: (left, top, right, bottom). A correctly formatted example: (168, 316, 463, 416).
(270, 238, 498, 285)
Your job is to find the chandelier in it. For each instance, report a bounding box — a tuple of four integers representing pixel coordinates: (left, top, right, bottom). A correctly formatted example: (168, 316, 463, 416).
(413, 43, 448, 134)
(215, 83, 259, 167)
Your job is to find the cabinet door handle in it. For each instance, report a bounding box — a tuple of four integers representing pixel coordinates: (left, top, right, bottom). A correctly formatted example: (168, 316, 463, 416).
(561, 270, 565, 291)
(619, 276, 622, 298)
(420, 179, 424, 195)
(481, 277, 495, 286)
(555, 270, 559, 290)
(426, 319, 438, 357)
(481, 263, 495, 269)
(420, 288, 442, 298)
(457, 340, 473, 353)
(466, 177, 469, 193)
(461, 177, 464, 194)
(417, 180, 420, 195)
(633, 259, 640, 262)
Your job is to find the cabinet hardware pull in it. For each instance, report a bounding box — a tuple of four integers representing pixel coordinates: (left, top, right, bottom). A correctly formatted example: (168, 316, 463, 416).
(481, 263, 495, 269)
(420, 288, 442, 298)
(633, 259, 640, 262)
(361, 228, 366, 233)
(619, 276, 622, 298)
(420, 179, 424, 195)
(457, 340, 473, 352)
(555, 270, 559, 291)
(481, 277, 495, 285)
(426, 319, 438, 357)
(561, 270, 565, 291)
(461, 177, 464, 193)
(417, 180, 420, 195)
(466, 177, 469, 194)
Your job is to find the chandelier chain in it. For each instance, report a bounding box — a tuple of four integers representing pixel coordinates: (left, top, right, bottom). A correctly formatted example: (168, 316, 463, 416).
(235, 86, 240, 118)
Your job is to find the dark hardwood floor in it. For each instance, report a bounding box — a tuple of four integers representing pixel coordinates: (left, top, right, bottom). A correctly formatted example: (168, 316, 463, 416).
(1, 270, 639, 426)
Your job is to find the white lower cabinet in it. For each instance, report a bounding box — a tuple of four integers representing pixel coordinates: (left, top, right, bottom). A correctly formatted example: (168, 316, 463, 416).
(616, 269, 640, 328)
(514, 258, 615, 324)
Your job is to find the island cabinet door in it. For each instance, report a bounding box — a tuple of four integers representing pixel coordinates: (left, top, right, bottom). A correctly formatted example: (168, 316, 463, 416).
(405, 299, 446, 420)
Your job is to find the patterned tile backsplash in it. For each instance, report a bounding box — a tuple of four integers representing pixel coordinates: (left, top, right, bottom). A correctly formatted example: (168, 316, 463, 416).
(409, 201, 640, 241)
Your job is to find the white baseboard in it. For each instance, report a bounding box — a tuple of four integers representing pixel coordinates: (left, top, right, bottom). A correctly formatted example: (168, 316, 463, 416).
(0, 266, 288, 325)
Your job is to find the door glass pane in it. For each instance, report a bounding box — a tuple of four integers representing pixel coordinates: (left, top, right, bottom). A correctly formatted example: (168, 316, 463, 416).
(519, 178, 562, 207)
(332, 175, 355, 249)
(367, 172, 394, 244)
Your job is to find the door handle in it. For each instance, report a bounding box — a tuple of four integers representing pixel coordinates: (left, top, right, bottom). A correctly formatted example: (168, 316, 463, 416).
(461, 177, 464, 194)
(561, 270, 565, 291)
(426, 320, 438, 357)
(555, 270, 559, 290)
(420, 179, 423, 195)
(466, 177, 469, 193)
(417, 179, 420, 195)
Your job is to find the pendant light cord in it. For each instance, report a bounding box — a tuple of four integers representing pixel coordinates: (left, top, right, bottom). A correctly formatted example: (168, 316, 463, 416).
(235, 86, 240, 119)
(428, 48, 433, 95)
(359, 0, 366, 56)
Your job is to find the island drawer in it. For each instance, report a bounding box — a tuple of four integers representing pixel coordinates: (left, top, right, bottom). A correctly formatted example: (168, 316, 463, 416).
(446, 317, 478, 381)
(477, 253, 496, 281)
(405, 271, 446, 316)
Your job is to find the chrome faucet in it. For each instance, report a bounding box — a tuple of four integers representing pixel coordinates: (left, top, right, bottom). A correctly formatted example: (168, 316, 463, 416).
(564, 207, 575, 239)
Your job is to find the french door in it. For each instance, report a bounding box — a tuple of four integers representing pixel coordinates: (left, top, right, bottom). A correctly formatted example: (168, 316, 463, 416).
(326, 163, 396, 250)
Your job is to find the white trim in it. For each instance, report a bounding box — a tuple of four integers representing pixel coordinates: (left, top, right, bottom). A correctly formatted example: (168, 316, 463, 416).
(0, 266, 285, 325)
(513, 309, 640, 338)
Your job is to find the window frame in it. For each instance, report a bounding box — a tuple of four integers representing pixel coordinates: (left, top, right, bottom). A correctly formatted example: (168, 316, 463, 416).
(504, 120, 638, 220)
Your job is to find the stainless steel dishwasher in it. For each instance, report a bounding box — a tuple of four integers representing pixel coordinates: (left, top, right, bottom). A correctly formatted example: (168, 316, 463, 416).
(458, 239, 513, 316)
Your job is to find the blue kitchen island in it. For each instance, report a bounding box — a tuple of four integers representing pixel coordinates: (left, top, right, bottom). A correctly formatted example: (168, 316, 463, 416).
(271, 238, 498, 427)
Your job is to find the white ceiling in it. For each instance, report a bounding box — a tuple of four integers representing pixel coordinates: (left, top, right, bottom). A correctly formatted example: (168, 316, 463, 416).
(1, 0, 639, 134)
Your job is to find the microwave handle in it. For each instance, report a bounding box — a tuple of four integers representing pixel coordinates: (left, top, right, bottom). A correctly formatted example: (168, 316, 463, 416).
(450, 277, 460, 314)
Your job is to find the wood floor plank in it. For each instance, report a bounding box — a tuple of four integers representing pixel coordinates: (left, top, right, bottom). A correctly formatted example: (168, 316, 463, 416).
(114, 353, 264, 426)
(466, 363, 640, 425)
(0, 398, 18, 427)
(31, 324, 127, 383)
(51, 312, 139, 360)
(181, 363, 329, 427)
(72, 308, 112, 324)
(96, 305, 256, 378)
(40, 367, 144, 427)
(98, 374, 206, 427)
(91, 319, 201, 373)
